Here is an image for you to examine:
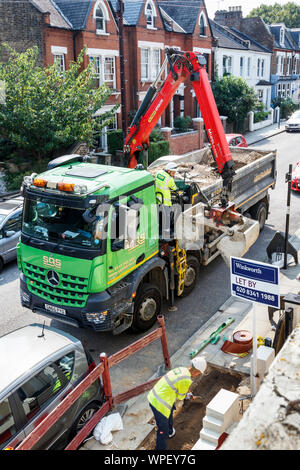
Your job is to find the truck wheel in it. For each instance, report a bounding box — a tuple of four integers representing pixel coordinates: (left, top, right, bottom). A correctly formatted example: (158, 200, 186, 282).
(251, 201, 268, 231)
(131, 283, 162, 332)
(181, 255, 200, 297)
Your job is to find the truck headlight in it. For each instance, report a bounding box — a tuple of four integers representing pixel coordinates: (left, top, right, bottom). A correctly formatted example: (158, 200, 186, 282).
(86, 311, 108, 324)
(21, 290, 31, 305)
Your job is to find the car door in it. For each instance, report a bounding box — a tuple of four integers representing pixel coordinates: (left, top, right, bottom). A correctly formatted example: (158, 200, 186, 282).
(1, 210, 22, 262)
(0, 395, 26, 450)
(13, 354, 75, 449)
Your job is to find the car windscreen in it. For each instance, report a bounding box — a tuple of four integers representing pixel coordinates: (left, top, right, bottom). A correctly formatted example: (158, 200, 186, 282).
(22, 197, 105, 250)
(292, 111, 300, 119)
(0, 214, 5, 226)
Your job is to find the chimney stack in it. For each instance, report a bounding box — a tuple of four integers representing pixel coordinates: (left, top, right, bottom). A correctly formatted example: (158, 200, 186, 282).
(214, 6, 243, 27)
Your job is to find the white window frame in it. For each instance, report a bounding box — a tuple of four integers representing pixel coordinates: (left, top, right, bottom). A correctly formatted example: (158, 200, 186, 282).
(222, 55, 233, 75)
(286, 56, 291, 76)
(199, 12, 207, 37)
(145, 0, 157, 30)
(247, 57, 251, 77)
(280, 27, 285, 46)
(89, 55, 116, 89)
(140, 47, 161, 81)
(240, 56, 244, 77)
(53, 53, 65, 73)
(278, 55, 284, 75)
(293, 56, 298, 74)
(260, 59, 265, 78)
(93, 0, 110, 35)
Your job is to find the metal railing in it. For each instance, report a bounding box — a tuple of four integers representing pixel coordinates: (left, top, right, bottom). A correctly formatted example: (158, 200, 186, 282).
(16, 315, 171, 451)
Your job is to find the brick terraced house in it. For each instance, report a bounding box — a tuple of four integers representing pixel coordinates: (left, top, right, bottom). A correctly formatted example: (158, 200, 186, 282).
(0, 0, 214, 149)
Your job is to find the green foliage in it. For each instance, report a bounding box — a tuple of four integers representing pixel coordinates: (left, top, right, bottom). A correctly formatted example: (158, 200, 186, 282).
(0, 45, 119, 162)
(149, 126, 164, 142)
(107, 129, 123, 154)
(254, 102, 270, 123)
(212, 75, 258, 132)
(272, 96, 298, 119)
(148, 140, 170, 165)
(3, 159, 47, 191)
(248, 2, 300, 28)
(173, 115, 193, 133)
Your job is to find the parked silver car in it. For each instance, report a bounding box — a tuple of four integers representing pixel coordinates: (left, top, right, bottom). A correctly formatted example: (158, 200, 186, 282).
(285, 110, 300, 132)
(0, 194, 23, 272)
(0, 323, 103, 450)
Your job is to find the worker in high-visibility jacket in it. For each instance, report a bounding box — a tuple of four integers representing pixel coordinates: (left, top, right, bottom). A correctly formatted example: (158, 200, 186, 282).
(148, 356, 207, 450)
(155, 162, 178, 206)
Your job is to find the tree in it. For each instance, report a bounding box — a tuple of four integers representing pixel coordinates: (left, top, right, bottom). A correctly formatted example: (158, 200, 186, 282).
(248, 2, 300, 28)
(212, 75, 258, 132)
(0, 45, 118, 162)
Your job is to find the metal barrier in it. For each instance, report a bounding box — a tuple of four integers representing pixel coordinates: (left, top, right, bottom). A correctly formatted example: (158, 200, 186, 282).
(16, 315, 171, 450)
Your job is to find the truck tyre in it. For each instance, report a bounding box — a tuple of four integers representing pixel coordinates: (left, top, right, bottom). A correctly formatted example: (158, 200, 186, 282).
(251, 201, 268, 231)
(131, 283, 162, 332)
(181, 255, 200, 297)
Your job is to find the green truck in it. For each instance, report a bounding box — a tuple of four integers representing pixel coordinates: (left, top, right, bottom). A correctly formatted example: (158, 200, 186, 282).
(18, 147, 276, 334)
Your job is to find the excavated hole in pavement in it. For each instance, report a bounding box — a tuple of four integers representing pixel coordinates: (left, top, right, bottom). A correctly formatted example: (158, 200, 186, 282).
(139, 365, 251, 450)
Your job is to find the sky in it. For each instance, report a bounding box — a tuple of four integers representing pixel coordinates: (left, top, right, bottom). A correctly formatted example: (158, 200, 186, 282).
(205, 0, 296, 19)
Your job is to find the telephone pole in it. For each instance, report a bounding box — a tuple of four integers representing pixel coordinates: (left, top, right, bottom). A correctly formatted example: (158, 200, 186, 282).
(118, 0, 128, 142)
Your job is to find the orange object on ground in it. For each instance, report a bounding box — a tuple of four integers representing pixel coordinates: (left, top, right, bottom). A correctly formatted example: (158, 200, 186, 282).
(221, 330, 253, 356)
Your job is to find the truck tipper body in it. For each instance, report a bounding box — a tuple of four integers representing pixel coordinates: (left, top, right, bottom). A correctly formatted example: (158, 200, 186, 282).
(18, 146, 276, 334)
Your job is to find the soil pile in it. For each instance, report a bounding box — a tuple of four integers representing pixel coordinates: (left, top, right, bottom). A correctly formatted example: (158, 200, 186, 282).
(148, 149, 262, 188)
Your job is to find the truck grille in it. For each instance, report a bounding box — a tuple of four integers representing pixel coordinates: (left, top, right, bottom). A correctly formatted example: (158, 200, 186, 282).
(24, 262, 89, 308)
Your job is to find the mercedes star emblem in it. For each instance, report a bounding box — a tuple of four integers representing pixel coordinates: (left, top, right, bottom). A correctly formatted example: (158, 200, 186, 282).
(47, 270, 60, 287)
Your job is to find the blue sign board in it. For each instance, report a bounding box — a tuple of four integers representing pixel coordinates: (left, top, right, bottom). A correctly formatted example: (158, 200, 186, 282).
(230, 257, 280, 308)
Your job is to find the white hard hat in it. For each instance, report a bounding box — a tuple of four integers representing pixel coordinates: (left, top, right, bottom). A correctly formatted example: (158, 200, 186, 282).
(191, 356, 207, 373)
(165, 162, 178, 171)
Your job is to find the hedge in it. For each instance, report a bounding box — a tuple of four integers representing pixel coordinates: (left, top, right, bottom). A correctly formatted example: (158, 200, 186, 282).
(107, 128, 169, 165)
(148, 140, 170, 164)
(107, 129, 123, 155)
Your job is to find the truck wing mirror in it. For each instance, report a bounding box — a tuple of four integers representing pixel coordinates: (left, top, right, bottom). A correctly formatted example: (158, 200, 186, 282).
(4, 230, 16, 238)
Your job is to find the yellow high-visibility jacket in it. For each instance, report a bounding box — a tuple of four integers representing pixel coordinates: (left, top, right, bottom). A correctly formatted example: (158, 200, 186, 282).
(148, 367, 192, 418)
(155, 170, 177, 206)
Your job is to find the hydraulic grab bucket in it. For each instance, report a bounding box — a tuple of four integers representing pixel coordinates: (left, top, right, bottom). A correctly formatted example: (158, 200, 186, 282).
(215, 217, 260, 266)
(175, 203, 260, 267)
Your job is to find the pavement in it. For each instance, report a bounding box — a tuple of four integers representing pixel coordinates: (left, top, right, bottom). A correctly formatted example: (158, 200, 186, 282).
(81, 230, 300, 451)
(80, 120, 294, 452)
(244, 120, 286, 146)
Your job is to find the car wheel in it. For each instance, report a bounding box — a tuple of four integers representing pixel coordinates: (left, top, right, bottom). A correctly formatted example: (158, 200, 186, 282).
(69, 402, 100, 439)
(0, 258, 3, 273)
(180, 255, 200, 298)
(131, 283, 162, 332)
(251, 201, 268, 231)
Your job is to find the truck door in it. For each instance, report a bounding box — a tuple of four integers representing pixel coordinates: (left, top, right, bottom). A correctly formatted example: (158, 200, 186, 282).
(106, 194, 146, 288)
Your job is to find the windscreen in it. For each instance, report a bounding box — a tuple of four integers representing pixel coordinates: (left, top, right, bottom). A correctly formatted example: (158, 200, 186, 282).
(22, 197, 105, 250)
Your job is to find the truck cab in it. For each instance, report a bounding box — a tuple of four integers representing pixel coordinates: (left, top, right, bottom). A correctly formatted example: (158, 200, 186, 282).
(19, 156, 165, 335)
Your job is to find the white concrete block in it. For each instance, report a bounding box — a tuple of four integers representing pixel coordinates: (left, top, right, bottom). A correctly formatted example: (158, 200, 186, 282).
(200, 427, 220, 445)
(206, 389, 240, 429)
(192, 438, 216, 450)
(256, 345, 275, 387)
(202, 414, 224, 433)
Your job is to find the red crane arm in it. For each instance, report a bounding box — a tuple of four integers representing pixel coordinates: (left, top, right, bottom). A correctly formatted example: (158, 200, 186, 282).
(123, 50, 235, 191)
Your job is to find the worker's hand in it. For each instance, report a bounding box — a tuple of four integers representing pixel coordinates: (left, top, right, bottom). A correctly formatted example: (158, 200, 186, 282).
(186, 392, 194, 400)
